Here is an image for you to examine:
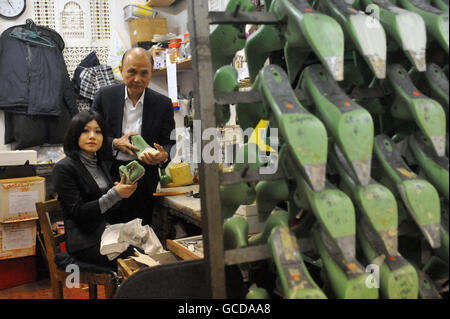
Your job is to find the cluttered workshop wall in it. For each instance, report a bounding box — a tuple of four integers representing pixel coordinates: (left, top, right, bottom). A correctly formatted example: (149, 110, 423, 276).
(0, 0, 191, 151)
(0, 0, 227, 155)
(0, 0, 133, 150)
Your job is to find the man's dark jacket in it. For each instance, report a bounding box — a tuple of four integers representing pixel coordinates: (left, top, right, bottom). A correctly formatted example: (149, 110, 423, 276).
(91, 84, 176, 195)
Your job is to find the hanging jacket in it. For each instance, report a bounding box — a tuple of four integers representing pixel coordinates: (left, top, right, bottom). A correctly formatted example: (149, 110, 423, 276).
(0, 22, 78, 117)
(4, 97, 72, 149)
(79, 64, 115, 101)
(72, 51, 100, 98)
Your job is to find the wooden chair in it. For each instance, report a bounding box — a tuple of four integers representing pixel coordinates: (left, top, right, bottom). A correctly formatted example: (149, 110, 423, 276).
(36, 199, 117, 299)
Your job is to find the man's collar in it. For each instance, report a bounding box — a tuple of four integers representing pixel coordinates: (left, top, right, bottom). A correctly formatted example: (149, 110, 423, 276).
(124, 86, 146, 106)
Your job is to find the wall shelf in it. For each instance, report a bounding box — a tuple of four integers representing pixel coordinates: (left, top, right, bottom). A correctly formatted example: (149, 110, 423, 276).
(152, 58, 192, 76)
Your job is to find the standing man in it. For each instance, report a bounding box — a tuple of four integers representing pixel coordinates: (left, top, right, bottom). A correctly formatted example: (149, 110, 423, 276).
(91, 47, 175, 226)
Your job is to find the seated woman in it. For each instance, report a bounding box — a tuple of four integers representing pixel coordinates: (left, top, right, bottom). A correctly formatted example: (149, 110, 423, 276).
(53, 111, 138, 269)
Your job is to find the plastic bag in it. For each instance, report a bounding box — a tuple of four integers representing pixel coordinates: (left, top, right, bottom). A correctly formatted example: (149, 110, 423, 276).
(107, 29, 127, 81)
(140, 225, 165, 255)
(100, 223, 130, 261)
(100, 218, 165, 261)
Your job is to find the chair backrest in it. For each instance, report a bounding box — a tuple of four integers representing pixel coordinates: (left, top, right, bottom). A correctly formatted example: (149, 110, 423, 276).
(35, 199, 65, 273)
(114, 259, 210, 299)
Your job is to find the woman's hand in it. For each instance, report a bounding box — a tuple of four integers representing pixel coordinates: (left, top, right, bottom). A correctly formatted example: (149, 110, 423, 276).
(114, 174, 138, 198)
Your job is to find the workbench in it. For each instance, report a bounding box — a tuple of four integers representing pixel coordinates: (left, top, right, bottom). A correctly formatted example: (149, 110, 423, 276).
(152, 183, 318, 271)
(152, 184, 202, 247)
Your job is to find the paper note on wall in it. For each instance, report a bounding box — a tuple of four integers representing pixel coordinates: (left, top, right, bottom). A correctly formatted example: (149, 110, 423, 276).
(9, 191, 38, 214)
(166, 54, 178, 105)
(2, 227, 33, 250)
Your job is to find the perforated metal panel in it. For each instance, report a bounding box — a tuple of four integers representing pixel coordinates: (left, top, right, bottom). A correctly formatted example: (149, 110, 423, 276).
(54, 0, 91, 47)
(62, 46, 110, 78)
(33, 0, 112, 111)
(89, 0, 111, 45)
(60, 1, 85, 40)
(33, 0, 111, 72)
(33, 0, 56, 30)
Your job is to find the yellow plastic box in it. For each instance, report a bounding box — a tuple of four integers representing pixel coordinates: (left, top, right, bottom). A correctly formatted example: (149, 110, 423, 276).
(123, 4, 153, 22)
(167, 163, 193, 187)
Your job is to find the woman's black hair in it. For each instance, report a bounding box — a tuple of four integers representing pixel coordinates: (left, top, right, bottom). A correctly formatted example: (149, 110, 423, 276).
(63, 111, 108, 161)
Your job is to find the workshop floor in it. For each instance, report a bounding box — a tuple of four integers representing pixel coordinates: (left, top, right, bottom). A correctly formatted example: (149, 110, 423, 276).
(0, 278, 107, 299)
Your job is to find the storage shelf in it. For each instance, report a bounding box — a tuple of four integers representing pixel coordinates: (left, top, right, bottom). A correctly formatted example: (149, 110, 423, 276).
(152, 59, 192, 76)
(146, 0, 176, 7)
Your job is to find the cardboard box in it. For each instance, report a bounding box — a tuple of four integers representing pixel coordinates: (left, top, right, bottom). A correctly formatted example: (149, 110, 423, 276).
(151, 47, 167, 70)
(235, 204, 265, 234)
(0, 218, 37, 261)
(166, 235, 203, 260)
(146, 0, 176, 7)
(0, 255, 37, 290)
(0, 150, 37, 166)
(128, 18, 168, 45)
(118, 251, 179, 279)
(0, 176, 46, 222)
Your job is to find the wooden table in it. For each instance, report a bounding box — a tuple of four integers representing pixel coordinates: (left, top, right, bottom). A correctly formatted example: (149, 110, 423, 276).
(152, 184, 318, 269)
(155, 184, 201, 226)
(153, 184, 202, 247)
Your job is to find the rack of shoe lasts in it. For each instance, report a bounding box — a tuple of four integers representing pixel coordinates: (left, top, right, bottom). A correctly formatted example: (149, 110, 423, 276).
(185, 0, 449, 299)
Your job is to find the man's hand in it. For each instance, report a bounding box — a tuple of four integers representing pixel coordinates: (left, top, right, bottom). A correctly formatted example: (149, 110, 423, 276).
(138, 143, 168, 165)
(114, 174, 138, 198)
(113, 132, 140, 156)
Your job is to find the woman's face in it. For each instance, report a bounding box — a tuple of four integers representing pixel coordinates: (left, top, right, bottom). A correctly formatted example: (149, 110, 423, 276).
(78, 120, 103, 155)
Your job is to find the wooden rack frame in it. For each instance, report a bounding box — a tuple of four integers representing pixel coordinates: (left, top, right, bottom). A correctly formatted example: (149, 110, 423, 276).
(186, 0, 394, 298)
(186, 0, 330, 299)
(187, 0, 227, 298)
(187, 0, 446, 299)
(186, 1, 297, 299)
